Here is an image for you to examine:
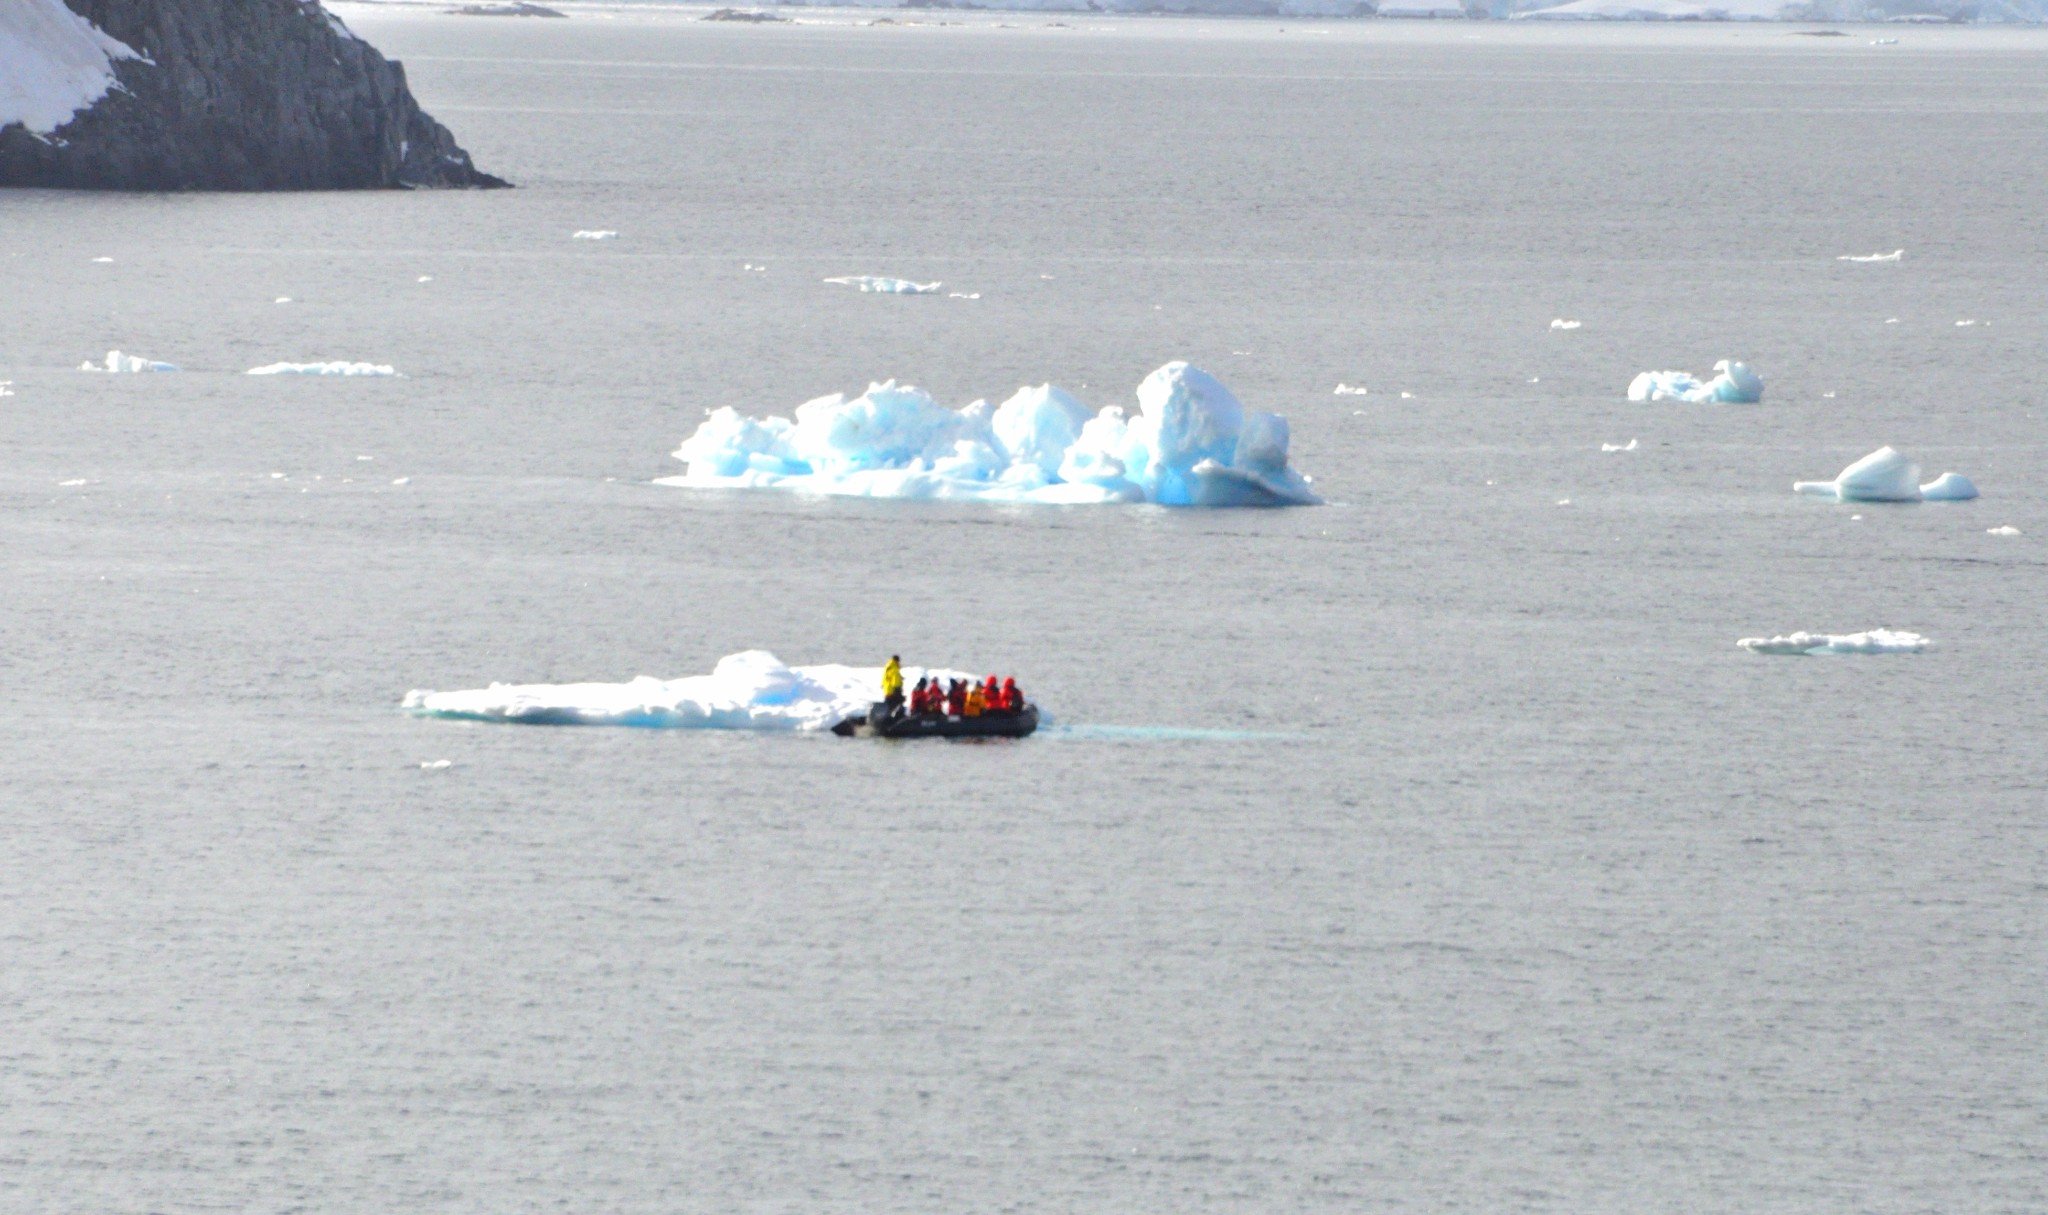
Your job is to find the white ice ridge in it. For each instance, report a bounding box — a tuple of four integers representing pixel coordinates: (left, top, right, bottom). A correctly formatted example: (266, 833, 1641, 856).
(247, 361, 400, 377)
(1793, 446, 1979, 502)
(0, 0, 142, 136)
(403, 650, 974, 732)
(1738, 629, 1930, 656)
(1550, 318, 1581, 330)
(80, 350, 178, 373)
(1628, 360, 1763, 404)
(824, 276, 942, 294)
(572, 230, 618, 240)
(659, 361, 1322, 507)
(1601, 438, 1638, 452)
(1838, 249, 1904, 262)
(1332, 383, 1368, 396)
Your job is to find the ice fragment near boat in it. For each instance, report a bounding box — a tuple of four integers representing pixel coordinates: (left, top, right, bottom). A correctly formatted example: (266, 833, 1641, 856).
(1628, 360, 1763, 404)
(405, 650, 974, 732)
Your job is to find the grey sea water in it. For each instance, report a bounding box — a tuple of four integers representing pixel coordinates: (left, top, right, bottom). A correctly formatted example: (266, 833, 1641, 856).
(3, 11, 2045, 1211)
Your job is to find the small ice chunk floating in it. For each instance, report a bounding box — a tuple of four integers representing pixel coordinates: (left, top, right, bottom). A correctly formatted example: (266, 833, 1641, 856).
(247, 362, 400, 377)
(824, 275, 942, 294)
(1794, 447, 1978, 503)
(1628, 360, 1763, 404)
(80, 350, 178, 373)
(571, 230, 618, 240)
(1738, 629, 1930, 656)
(404, 650, 973, 732)
(660, 361, 1321, 507)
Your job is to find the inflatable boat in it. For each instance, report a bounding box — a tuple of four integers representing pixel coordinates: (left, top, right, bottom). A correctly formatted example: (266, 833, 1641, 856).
(832, 702, 1039, 740)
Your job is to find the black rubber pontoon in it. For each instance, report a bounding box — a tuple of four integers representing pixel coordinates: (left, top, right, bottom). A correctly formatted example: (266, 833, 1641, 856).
(832, 703, 1039, 740)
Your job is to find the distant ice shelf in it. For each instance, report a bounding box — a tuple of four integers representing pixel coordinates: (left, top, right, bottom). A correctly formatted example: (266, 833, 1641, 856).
(659, 361, 1322, 507)
(824, 276, 942, 294)
(404, 650, 974, 732)
(1628, 360, 1763, 404)
(1738, 629, 1930, 656)
(247, 361, 400, 377)
(1794, 446, 1978, 502)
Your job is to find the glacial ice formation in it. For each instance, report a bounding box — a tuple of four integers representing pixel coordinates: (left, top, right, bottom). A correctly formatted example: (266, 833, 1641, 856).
(1738, 629, 1930, 656)
(659, 361, 1322, 507)
(1628, 360, 1763, 404)
(404, 649, 974, 731)
(247, 361, 400, 377)
(824, 276, 942, 294)
(81, 350, 178, 373)
(1793, 447, 1979, 503)
(0, 0, 141, 136)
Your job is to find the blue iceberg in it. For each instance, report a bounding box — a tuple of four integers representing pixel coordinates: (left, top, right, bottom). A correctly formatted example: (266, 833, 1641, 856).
(658, 362, 1321, 507)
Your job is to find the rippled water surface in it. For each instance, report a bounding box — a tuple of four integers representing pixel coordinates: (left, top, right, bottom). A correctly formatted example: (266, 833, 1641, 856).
(2, 11, 2044, 1211)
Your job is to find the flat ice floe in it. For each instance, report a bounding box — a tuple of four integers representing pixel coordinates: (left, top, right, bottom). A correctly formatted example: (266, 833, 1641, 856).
(1738, 629, 1930, 656)
(1628, 360, 1763, 404)
(1550, 319, 1582, 330)
(659, 361, 1322, 507)
(247, 361, 400, 377)
(824, 276, 942, 294)
(1794, 446, 1978, 502)
(1838, 249, 1904, 262)
(404, 650, 970, 731)
(0, 0, 141, 135)
(571, 230, 618, 240)
(80, 350, 178, 373)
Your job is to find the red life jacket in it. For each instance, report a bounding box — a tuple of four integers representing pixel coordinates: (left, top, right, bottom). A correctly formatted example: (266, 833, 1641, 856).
(1003, 680, 1021, 711)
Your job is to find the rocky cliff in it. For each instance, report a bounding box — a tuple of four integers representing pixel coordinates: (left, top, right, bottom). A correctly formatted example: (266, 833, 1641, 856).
(0, 0, 505, 190)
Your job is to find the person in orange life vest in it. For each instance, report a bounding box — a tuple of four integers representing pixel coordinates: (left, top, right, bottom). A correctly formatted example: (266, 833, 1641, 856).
(982, 676, 1000, 711)
(963, 681, 986, 717)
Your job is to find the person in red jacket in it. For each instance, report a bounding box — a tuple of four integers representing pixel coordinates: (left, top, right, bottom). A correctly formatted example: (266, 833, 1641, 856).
(1002, 677, 1021, 711)
(946, 679, 966, 717)
(983, 676, 1001, 712)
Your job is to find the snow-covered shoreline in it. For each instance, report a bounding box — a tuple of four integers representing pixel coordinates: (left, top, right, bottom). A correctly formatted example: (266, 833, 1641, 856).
(0, 0, 141, 137)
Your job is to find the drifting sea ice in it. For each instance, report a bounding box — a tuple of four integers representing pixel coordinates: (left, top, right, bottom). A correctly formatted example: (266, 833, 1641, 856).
(80, 350, 178, 373)
(571, 230, 618, 240)
(1550, 319, 1582, 330)
(1738, 629, 1930, 656)
(1628, 360, 1763, 404)
(1793, 447, 1978, 502)
(1987, 525, 2021, 536)
(1332, 384, 1368, 396)
(1601, 438, 1638, 452)
(659, 361, 1322, 507)
(404, 650, 974, 731)
(824, 276, 942, 294)
(1838, 249, 1904, 262)
(247, 362, 400, 377)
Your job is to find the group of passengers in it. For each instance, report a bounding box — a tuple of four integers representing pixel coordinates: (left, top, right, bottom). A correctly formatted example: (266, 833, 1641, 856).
(881, 657, 1025, 718)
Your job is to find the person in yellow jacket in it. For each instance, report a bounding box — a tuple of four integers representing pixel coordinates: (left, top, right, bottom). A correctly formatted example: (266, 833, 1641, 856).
(963, 681, 986, 717)
(881, 655, 904, 709)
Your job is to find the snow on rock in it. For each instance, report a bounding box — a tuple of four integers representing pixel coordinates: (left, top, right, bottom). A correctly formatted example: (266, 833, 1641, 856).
(825, 276, 942, 294)
(403, 650, 975, 731)
(80, 350, 178, 373)
(1838, 249, 1904, 262)
(247, 361, 399, 376)
(658, 361, 1321, 508)
(1738, 629, 1930, 656)
(1794, 447, 1978, 502)
(0, 0, 142, 136)
(1628, 360, 1763, 404)
(572, 230, 618, 240)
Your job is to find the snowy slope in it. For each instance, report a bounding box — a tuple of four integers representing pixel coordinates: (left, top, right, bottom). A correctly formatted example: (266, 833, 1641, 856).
(0, 0, 139, 136)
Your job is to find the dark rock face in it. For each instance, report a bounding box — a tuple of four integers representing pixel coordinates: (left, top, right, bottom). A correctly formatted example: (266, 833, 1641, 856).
(0, 0, 506, 190)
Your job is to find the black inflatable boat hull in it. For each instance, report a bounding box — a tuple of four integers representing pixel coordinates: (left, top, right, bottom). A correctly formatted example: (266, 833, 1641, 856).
(833, 704, 1038, 740)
